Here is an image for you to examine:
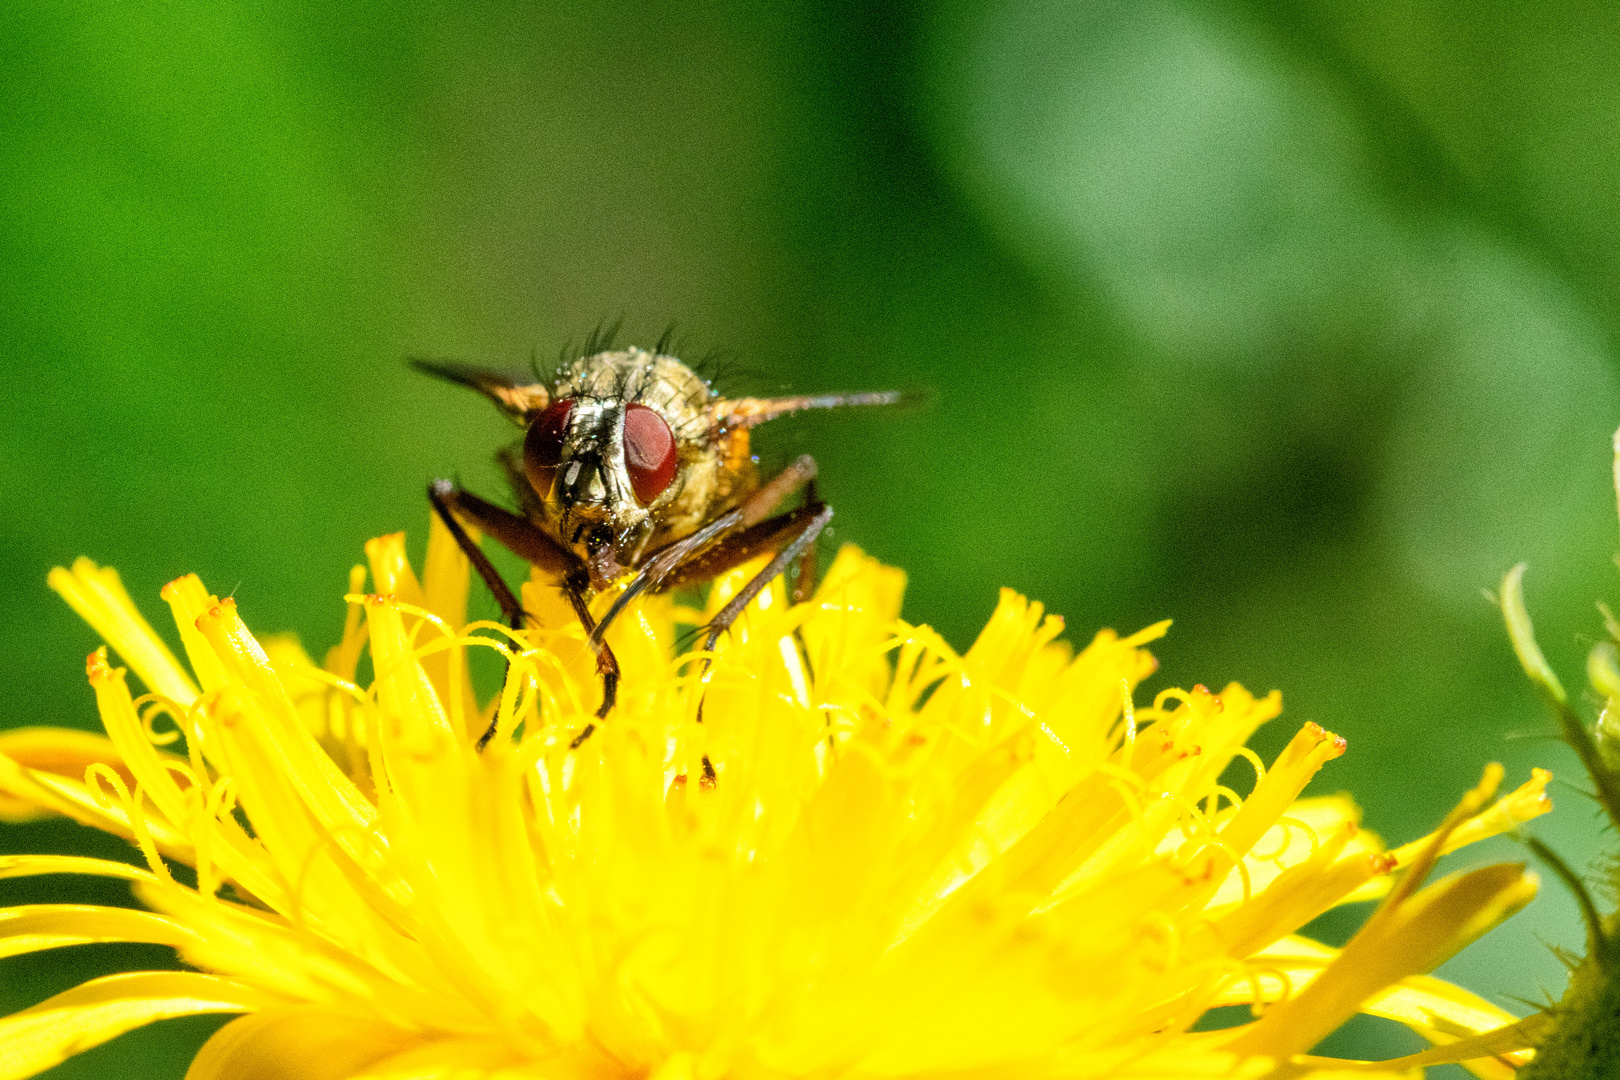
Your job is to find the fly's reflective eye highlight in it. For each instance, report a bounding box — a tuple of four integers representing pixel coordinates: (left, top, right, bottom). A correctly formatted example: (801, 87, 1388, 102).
(524, 399, 574, 497)
(623, 403, 677, 504)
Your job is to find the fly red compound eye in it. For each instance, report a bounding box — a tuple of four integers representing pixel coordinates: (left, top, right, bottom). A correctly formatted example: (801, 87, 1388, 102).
(523, 399, 574, 498)
(623, 403, 677, 504)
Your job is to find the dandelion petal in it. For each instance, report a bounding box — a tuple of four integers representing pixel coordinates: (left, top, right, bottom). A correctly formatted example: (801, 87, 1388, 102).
(0, 971, 287, 1080)
(187, 1006, 429, 1080)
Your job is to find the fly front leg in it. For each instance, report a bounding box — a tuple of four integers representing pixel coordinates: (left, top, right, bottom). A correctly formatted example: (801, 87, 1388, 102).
(561, 570, 620, 740)
(669, 498, 832, 725)
(699, 501, 832, 653)
(428, 479, 531, 632)
(573, 455, 827, 728)
(587, 455, 822, 650)
(644, 458, 831, 709)
(792, 478, 821, 605)
(427, 479, 610, 748)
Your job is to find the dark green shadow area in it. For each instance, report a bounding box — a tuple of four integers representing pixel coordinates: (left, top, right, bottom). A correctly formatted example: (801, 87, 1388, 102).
(30, 1014, 235, 1080)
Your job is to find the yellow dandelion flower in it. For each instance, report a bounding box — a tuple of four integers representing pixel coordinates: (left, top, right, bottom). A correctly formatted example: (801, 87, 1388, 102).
(0, 521, 1554, 1079)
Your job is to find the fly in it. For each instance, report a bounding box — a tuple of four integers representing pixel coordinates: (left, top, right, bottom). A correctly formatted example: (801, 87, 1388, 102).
(414, 342, 905, 747)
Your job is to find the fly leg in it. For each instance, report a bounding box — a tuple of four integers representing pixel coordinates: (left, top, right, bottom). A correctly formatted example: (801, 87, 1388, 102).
(428, 480, 530, 628)
(673, 500, 832, 725)
(588, 455, 821, 649)
(651, 457, 826, 598)
(792, 478, 821, 605)
(577, 456, 826, 729)
(427, 479, 593, 748)
(700, 502, 832, 654)
(646, 466, 830, 718)
(787, 477, 822, 732)
(560, 569, 619, 747)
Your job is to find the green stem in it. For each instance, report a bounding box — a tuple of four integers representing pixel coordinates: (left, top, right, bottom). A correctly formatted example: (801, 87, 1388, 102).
(1550, 694, 1620, 833)
(1517, 938, 1620, 1080)
(1524, 836, 1609, 967)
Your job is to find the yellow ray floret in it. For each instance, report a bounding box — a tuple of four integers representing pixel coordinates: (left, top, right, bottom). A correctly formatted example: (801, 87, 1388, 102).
(0, 522, 1551, 1079)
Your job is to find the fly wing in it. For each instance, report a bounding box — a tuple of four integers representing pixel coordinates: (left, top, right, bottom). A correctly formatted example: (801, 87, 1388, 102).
(411, 358, 550, 421)
(712, 389, 921, 430)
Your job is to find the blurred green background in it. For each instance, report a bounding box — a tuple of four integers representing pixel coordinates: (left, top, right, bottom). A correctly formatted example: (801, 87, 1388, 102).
(4, 1, 1618, 1075)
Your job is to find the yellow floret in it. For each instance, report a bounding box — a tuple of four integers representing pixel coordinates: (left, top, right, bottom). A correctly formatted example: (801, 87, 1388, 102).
(0, 522, 1551, 1079)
